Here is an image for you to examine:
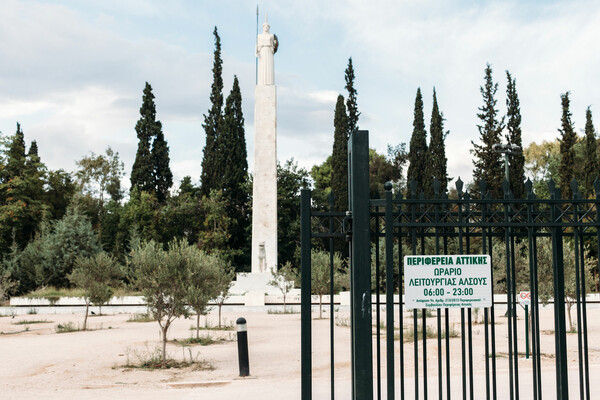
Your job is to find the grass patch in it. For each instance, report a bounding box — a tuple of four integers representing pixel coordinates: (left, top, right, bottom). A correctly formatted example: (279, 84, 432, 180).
(25, 286, 141, 303)
(55, 322, 82, 333)
(0, 309, 17, 317)
(267, 308, 299, 314)
(189, 318, 235, 331)
(335, 316, 350, 327)
(123, 346, 215, 370)
(13, 319, 52, 325)
(127, 313, 154, 323)
(174, 335, 232, 346)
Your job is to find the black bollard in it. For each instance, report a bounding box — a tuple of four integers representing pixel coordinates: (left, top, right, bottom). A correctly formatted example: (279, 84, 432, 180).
(236, 317, 250, 377)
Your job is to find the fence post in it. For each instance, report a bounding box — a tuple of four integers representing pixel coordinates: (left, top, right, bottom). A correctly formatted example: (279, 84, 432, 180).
(549, 181, 569, 399)
(348, 129, 373, 400)
(301, 189, 312, 400)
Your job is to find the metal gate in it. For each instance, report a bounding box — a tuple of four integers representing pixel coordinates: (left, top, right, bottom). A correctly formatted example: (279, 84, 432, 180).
(301, 130, 596, 399)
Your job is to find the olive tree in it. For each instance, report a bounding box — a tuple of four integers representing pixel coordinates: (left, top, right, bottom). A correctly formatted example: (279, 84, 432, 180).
(311, 249, 347, 319)
(186, 250, 227, 338)
(68, 252, 122, 330)
(131, 240, 191, 364)
(268, 261, 298, 312)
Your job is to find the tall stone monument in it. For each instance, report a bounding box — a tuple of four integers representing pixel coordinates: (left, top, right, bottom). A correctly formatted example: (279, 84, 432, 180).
(251, 17, 278, 275)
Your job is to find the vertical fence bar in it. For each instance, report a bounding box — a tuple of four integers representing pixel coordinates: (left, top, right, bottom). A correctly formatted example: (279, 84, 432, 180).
(434, 180, 443, 400)
(549, 182, 569, 400)
(503, 180, 515, 400)
(526, 180, 540, 400)
(479, 181, 491, 400)
(375, 199, 382, 400)
(409, 181, 419, 400)
(385, 184, 395, 400)
(443, 192, 451, 400)
(456, 179, 466, 400)
(398, 192, 406, 400)
(349, 130, 373, 400)
(301, 189, 312, 400)
(328, 193, 335, 400)
(464, 193, 474, 400)
(571, 181, 584, 400)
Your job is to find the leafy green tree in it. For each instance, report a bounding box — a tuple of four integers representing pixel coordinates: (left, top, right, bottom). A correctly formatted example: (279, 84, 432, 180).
(131, 82, 159, 194)
(369, 148, 401, 197)
(345, 57, 360, 135)
(131, 239, 192, 364)
(213, 266, 234, 328)
(0, 125, 49, 253)
(278, 159, 310, 267)
(75, 147, 125, 241)
(45, 169, 76, 220)
(558, 92, 577, 199)
(311, 249, 347, 319)
(506, 71, 526, 199)
(310, 156, 332, 210)
(119, 190, 159, 244)
(407, 88, 429, 195)
(583, 107, 598, 198)
(185, 249, 225, 338)
(268, 261, 298, 312)
(0, 239, 21, 296)
(472, 64, 505, 199)
(151, 129, 173, 203)
(331, 95, 349, 211)
(69, 252, 123, 329)
(524, 140, 561, 198)
(222, 76, 250, 268)
(19, 204, 101, 288)
(426, 88, 449, 196)
(200, 27, 225, 198)
(198, 189, 238, 264)
(178, 176, 199, 197)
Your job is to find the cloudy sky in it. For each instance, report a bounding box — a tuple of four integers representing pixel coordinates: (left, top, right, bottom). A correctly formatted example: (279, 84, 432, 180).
(1, 0, 599, 191)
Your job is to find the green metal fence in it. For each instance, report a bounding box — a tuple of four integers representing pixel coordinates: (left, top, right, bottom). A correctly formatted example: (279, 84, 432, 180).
(301, 130, 596, 400)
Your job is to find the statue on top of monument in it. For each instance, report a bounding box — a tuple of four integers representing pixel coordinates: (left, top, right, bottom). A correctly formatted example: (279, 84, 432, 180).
(256, 15, 278, 86)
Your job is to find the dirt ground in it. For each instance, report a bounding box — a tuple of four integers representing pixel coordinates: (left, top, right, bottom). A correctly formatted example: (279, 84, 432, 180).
(1, 306, 599, 399)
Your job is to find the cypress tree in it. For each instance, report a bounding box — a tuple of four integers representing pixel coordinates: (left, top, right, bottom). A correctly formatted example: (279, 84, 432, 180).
(28, 140, 38, 159)
(345, 57, 360, 136)
(583, 107, 598, 198)
(131, 82, 159, 194)
(331, 95, 349, 211)
(558, 92, 577, 199)
(4, 122, 26, 179)
(406, 88, 428, 195)
(472, 64, 505, 198)
(426, 88, 449, 196)
(505, 71, 526, 199)
(222, 76, 249, 264)
(151, 129, 173, 203)
(200, 27, 224, 198)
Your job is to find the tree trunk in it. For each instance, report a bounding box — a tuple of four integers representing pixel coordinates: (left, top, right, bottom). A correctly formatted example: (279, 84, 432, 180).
(196, 313, 200, 339)
(567, 301, 574, 332)
(218, 304, 222, 328)
(319, 295, 323, 319)
(83, 300, 89, 330)
(162, 326, 168, 364)
(283, 294, 287, 313)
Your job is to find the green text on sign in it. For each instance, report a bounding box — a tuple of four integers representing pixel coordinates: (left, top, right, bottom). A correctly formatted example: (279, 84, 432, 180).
(404, 255, 492, 309)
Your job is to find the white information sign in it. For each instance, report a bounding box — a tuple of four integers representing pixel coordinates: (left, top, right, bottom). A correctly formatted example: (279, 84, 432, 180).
(404, 255, 492, 309)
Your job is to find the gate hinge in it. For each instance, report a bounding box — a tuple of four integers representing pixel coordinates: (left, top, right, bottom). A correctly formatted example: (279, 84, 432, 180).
(342, 210, 352, 242)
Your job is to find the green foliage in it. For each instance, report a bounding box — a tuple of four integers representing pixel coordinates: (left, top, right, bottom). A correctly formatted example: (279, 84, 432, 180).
(310, 249, 348, 318)
(472, 64, 505, 199)
(131, 82, 158, 194)
(309, 156, 332, 210)
(198, 189, 238, 263)
(278, 159, 310, 267)
(44, 169, 76, 220)
(426, 88, 449, 196)
(506, 71, 526, 199)
(269, 261, 298, 312)
(221, 75, 250, 268)
(583, 107, 598, 198)
(331, 94, 349, 212)
(345, 57, 360, 135)
(69, 252, 123, 329)
(151, 130, 173, 203)
(369, 148, 401, 197)
(407, 88, 429, 195)
(558, 92, 577, 199)
(200, 27, 225, 198)
(186, 249, 230, 337)
(20, 205, 101, 289)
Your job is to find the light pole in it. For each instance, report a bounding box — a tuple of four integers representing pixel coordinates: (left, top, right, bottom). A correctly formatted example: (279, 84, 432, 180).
(492, 143, 522, 182)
